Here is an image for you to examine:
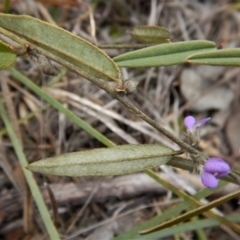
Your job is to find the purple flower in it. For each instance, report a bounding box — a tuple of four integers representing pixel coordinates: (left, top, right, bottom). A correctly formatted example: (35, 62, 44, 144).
(201, 158, 230, 188)
(184, 115, 211, 146)
(184, 116, 211, 131)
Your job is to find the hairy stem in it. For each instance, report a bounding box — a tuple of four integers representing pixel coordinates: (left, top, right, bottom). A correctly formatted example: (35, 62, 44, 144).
(0, 26, 201, 156)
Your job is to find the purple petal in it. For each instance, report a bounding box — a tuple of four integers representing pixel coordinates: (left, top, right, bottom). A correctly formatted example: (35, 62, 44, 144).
(201, 170, 218, 188)
(194, 117, 211, 128)
(216, 171, 230, 178)
(184, 116, 196, 130)
(204, 158, 230, 176)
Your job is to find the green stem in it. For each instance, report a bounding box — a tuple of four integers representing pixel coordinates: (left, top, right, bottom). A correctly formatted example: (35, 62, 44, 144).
(0, 98, 60, 240)
(97, 44, 156, 49)
(0, 104, 49, 137)
(0, 26, 202, 156)
(8, 67, 115, 148)
(2, 26, 238, 182)
(3, 0, 10, 13)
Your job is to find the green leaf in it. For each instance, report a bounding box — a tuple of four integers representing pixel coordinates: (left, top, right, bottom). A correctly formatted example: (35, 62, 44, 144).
(113, 40, 216, 67)
(129, 26, 170, 44)
(27, 144, 174, 176)
(0, 14, 120, 82)
(187, 48, 240, 66)
(0, 39, 16, 69)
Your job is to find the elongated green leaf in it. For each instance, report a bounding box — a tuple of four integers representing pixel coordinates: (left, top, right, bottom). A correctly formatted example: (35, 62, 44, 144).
(187, 48, 240, 66)
(129, 26, 170, 44)
(113, 40, 216, 67)
(0, 14, 120, 82)
(0, 39, 16, 69)
(27, 144, 174, 176)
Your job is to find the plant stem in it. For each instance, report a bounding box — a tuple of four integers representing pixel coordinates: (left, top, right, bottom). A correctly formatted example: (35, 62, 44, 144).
(97, 44, 155, 49)
(1, 24, 239, 183)
(0, 26, 201, 156)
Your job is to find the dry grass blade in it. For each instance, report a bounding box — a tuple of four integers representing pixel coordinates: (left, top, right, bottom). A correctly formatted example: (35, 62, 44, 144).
(140, 189, 240, 235)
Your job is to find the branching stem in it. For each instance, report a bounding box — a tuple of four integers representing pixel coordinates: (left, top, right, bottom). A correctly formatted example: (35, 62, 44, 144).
(0, 26, 205, 157)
